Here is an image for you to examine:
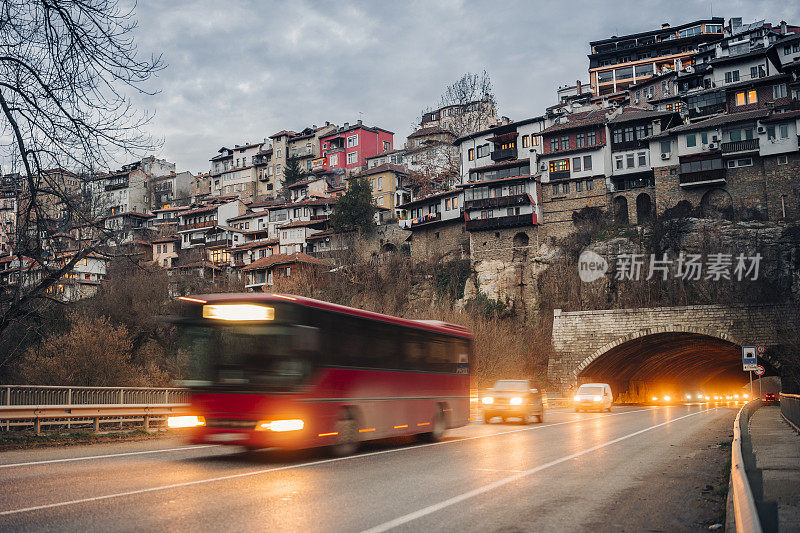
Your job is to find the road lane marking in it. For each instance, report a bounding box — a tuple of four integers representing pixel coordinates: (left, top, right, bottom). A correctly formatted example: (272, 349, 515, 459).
(361, 408, 714, 533)
(0, 445, 220, 469)
(0, 407, 660, 516)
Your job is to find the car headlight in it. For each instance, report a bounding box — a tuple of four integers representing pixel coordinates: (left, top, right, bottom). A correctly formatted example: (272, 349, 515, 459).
(685, 394, 692, 400)
(743, 394, 749, 399)
(652, 396, 659, 402)
(510, 397, 523, 405)
(704, 396, 710, 400)
(255, 419, 304, 432)
(482, 396, 494, 405)
(593, 395, 602, 402)
(167, 415, 205, 428)
(663, 395, 671, 402)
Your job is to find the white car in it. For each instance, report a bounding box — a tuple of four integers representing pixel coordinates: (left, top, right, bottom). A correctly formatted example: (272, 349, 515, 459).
(573, 383, 613, 412)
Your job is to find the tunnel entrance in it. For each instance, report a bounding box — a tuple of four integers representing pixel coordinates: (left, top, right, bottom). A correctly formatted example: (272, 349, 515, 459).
(576, 332, 777, 402)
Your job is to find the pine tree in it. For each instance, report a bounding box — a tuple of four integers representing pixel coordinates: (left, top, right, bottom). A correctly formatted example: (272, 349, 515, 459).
(283, 156, 305, 186)
(331, 177, 376, 234)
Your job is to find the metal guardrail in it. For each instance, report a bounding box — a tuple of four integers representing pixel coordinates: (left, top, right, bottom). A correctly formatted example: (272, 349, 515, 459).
(730, 400, 763, 533)
(0, 385, 190, 434)
(780, 393, 800, 433)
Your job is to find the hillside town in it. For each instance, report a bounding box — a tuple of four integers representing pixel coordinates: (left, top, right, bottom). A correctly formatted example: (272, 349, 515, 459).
(2, 16, 800, 300)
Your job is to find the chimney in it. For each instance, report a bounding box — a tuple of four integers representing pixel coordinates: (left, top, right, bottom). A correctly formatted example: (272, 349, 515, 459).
(651, 119, 662, 136)
(730, 17, 742, 34)
(325, 121, 330, 126)
(357, 119, 363, 125)
(344, 122, 349, 128)
(661, 23, 670, 29)
(576, 80, 582, 95)
(312, 124, 317, 129)
(781, 20, 788, 34)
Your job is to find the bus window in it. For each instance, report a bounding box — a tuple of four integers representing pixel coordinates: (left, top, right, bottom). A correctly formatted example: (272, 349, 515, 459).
(402, 334, 428, 371)
(426, 337, 452, 373)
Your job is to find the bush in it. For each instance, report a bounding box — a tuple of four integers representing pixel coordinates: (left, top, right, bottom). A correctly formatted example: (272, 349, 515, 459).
(17, 312, 169, 386)
(434, 259, 472, 300)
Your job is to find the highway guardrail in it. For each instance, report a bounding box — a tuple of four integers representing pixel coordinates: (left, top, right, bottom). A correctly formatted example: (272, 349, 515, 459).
(730, 400, 763, 533)
(780, 393, 800, 433)
(0, 385, 191, 434)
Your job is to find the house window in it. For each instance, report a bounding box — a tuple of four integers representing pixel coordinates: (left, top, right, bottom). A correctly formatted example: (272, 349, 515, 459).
(583, 155, 592, 170)
(347, 135, 358, 147)
(626, 154, 635, 168)
(613, 129, 623, 144)
(560, 136, 569, 150)
(452, 197, 458, 209)
(777, 155, 788, 165)
(576, 133, 585, 148)
(276, 164, 281, 175)
(550, 138, 559, 151)
(727, 158, 753, 168)
(572, 157, 581, 171)
(734, 90, 757, 106)
(377, 177, 383, 190)
(476, 144, 490, 158)
(686, 134, 697, 147)
(347, 152, 358, 164)
(701, 132, 708, 144)
(780, 124, 789, 138)
(549, 159, 570, 173)
(586, 179, 594, 191)
(615, 155, 623, 169)
(725, 70, 740, 83)
(329, 154, 338, 166)
(660, 140, 671, 154)
(623, 127, 634, 142)
(468, 148, 475, 161)
(586, 131, 596, 145)
(445, 199, 451, 210)
(383, 140, 391, 151)
(531, 135, 540, 146)
(575, 180, 583, 192)
(552, 184, 559, 195)
(562, 182, 569, 194)
(637, 152, 647, 166)
(522, 135, 530, 148)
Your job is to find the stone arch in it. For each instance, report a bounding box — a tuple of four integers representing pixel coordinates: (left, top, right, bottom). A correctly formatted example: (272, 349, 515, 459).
(613, 196, 629, 225)
(512, 232, 529, 262)
(381, 242, 397, 253)
(573, 325, 743, 379)
(700, 188, 733, 220)
(635, 193, 653, 223)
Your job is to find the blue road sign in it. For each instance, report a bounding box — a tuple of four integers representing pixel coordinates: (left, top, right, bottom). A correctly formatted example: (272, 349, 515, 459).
(742, 346, 757, 371)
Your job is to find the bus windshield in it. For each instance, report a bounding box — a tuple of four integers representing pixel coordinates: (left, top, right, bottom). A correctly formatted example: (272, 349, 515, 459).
(175, 324, 318, 391)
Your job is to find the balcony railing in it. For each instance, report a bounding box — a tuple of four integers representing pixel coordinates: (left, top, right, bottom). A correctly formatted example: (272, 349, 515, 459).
(290, 147, 314, 158)
(178, 220, 216, 232)
(410, 212, 441, 227)
(464, 194, 531, 211)
(721, 138, 759, 154)
(465, 213, 534, 231)
(189, 236, 206, 245)
(205, 236, 233, 248)
(549, 170, 570, 181)
(679, 168, 726, 186)
(310, 214, 329, 221)
(490, 148, 517, 162)
(104, 180, 129, 191)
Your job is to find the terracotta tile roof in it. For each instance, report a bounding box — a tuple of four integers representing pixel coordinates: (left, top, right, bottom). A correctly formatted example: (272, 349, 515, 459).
(467, 158, 530, 174)
(607, 107, 678, 124)
(241, 252, 331, 271)
(278, 219, 328, 229)
(306, 229, 335, 240)
(408, 126, 451, 138)
(151, 236, 178, 244)
(228, 238, 279, 251)
(360, 163, 407, 176)
(651, 108, 771, 137)
(170, 260, 221, 270)
(105, 211, 155, 219)
(761, 109, 800, 123)
(179, 204, 218, 217)
(292, 196, 337, 207)
(398, 188, 460, 209)
(538, 110, 608, 136)
(287, 177, 322, 189)
(269, 130, 298, 139)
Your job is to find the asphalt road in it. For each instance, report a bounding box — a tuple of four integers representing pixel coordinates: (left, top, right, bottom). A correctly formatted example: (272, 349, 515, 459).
(0, 405, 737, 532)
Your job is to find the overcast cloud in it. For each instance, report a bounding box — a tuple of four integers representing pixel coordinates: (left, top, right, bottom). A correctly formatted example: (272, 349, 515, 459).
(128, 0, 800, 173)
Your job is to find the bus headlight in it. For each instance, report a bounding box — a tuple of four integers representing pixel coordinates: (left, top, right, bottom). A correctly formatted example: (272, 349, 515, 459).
(663, 395, 671, 402)
(167, 415, 205, 428)
(510, 397, 523, 405)
(482, 397, 494, 405)
(256, 419, 304, 432)
(652, 396, 659, 402)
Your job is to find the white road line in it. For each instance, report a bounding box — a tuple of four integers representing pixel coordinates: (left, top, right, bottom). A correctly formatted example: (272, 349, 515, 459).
(361, 408, 713, 533)
(0, 406, 656, 516)
(0, 445, 221, 469)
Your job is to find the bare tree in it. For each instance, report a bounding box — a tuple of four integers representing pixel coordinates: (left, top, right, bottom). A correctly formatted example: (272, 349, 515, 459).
(0, 1, 163, 347)
(420, 71, 498, 139)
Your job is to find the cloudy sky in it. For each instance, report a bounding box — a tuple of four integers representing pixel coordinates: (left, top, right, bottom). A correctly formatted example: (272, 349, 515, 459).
(129, 0, 800, 173)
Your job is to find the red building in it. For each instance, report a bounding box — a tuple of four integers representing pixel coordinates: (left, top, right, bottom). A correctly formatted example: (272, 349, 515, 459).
(317, 120, 394, 173)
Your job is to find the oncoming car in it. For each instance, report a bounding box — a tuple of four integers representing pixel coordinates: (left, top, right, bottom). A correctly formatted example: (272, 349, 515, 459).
(573, 383, 613, 412)
(481, 379, 545, 424)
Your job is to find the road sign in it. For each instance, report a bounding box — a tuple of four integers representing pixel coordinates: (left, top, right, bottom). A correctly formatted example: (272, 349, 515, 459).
(742, 346, 757, 371)
(755, 365, 765, 376)
(757, 345, 766, 354)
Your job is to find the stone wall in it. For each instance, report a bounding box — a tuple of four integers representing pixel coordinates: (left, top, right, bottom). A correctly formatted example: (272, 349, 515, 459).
(540, 176, 608, 241)
(547, 303, 789, 393)
(409, 219, 468, 261)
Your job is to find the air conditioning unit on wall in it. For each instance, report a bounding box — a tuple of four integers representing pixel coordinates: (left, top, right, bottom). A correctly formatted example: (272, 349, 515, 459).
(708, 142, 718, 150)
(540, 162, 547, 171)
(661, 152, 671, 160)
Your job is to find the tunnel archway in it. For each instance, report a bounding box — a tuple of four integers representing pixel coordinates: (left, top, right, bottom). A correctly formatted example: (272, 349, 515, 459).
(574, 328, 780, 400)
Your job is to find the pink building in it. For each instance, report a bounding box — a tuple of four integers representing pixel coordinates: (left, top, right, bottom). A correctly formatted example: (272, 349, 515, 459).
(317, 120, 393, 173)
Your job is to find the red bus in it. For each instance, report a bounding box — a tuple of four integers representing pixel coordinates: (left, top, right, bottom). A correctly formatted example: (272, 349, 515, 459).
(168, 293, 472, 455)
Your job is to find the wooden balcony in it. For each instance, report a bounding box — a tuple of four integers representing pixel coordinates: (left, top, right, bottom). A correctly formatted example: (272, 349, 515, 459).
(490, 148, 517, 162)
(679, 168, 726, 187)
(464, 194, 531, 211)
(178, 220, 216, 231)
(465, 213, 535, 231)
(549, 170, 571, 181)
(721, 138, 759, 155)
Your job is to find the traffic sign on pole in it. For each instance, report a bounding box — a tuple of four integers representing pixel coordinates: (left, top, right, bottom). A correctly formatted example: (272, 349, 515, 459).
(755, 365, 765, 376)
(742, 346, 758, 371)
